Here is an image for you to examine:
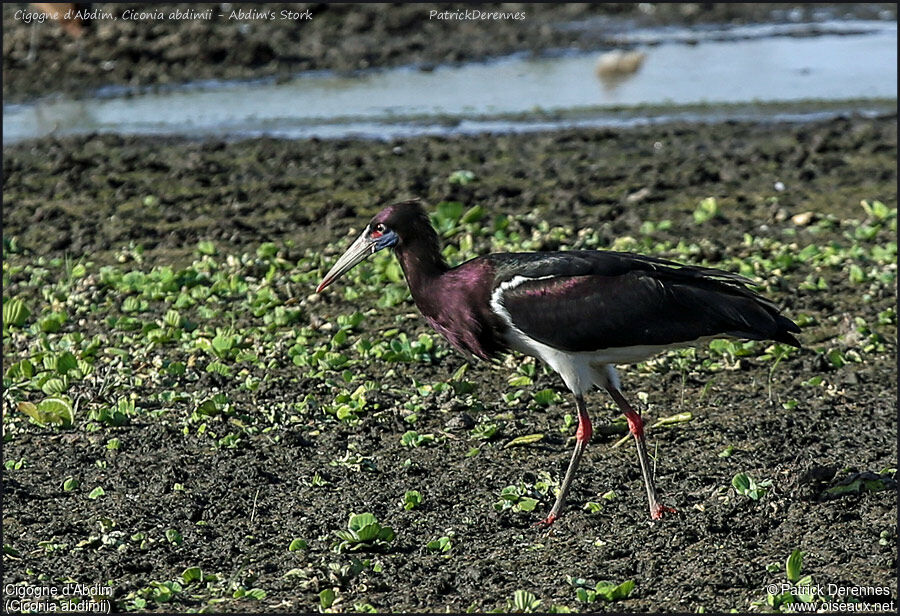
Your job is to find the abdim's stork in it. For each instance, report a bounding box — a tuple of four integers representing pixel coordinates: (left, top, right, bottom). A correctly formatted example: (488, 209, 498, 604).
(316, 200, 800, 524)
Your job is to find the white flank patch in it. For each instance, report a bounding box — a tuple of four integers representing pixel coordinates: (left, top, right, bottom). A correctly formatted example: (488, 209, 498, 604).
(490, 275, 699, 395)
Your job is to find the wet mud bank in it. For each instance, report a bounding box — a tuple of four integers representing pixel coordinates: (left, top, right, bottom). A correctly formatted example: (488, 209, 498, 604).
(2, 114, 897, 611)
(3, 3, 895, 102)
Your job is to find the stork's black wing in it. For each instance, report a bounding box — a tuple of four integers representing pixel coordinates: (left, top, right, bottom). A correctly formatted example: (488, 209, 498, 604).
(490, 251, 800, 353)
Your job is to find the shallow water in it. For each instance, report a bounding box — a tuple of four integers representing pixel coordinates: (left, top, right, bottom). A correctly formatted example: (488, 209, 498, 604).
(3, 20, 896, 144)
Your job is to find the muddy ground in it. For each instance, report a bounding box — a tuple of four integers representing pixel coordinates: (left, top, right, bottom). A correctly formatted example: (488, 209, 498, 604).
(2, 2, 899, 613)
(3, 3, 896, 102)
(3, 113, 897, 612)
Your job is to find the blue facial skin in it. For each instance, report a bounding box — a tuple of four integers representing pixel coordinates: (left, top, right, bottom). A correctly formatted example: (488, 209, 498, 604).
(375, 229, 399, 251)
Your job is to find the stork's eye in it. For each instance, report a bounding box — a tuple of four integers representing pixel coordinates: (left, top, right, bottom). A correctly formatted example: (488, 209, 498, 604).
(372, 223, 386, 238)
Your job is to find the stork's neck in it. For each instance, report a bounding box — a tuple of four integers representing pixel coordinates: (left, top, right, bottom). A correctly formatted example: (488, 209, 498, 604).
(394, 236, 449, 307)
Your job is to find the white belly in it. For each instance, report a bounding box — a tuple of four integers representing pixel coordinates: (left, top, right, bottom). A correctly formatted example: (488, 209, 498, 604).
(504, 328, 641, 395)
(491, 275, 702, 395)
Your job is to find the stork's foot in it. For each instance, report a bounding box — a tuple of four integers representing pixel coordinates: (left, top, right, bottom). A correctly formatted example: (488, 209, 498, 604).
(535, 513, 558, 527)
(650, 503, 677, 520)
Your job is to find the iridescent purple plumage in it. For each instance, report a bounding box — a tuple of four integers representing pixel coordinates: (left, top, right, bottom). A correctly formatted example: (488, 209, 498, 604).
(317, 199, 800, 524)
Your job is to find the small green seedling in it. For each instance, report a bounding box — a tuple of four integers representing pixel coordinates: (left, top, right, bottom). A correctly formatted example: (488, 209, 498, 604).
(5, 458, 25, 470)
(333, 513, 395, 553)
(165, 529, 183, 545)
(402, 490, 423, 510)
(494, 485, 539, 513)
(471, 422, 499, 441)
(233, 587, 266, 600)
(133, 580, 182, 606)
(583, 501, 603, 514)
(319, 588, 336, 610)
(732, 472, 772, 500)
(571, 577, 635, 603)
(504, 590, 542, 613)
(860, 199, 894, 222)
(181, 567, 203, 584)
(400, 430, 434, 448)
(532, 389, 562, 406)
(3, 297, 30, 328)
(786, 549, 803, 582)
(448, 170, 476, 185)
(17, 398, 74, 428)
(693, 197, 719, 224)
(196, 240, 216, 255)
(426, 536, 452, 554)
(825, 470, 894, 495)
(765, 549, 817, 609)
(353, 602, 377, 613)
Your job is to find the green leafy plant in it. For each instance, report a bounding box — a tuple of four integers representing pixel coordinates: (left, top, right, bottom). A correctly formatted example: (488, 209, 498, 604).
(494, 484, 539, 513)
(571, 577, 635, 603)
(860, 199, 895, 222)
(493, 473, 555, 514)
(448, 170, 476, 185)
(430, 201, 467, 236)
(181, 567, 203, 584)
(825, 470, 894, 495)
(426, 535, 452, 554)
(333, 513, 395, 553)
(89, 398, 131, 427)
(500, 590, 542, 613)
(232, 587, 266, 600)
(693, 197, 720, 224)
(17, 398, 74, 428)
(132, 580, 182, 607)
(400, 430, 434, 448)
(764, 549, 818, 610)
(324, 386, 370, 424)
(532, 389, 562, 407)
(320, 588, 336, 610)
(583, 501, 604, 514)
(402, 490, 423, 510)
(3, 297, 30, 328)
(5, 458, 25, 470)
(786, 549, 803, 582)
(471, 422, 499, 441)
(196, 240, 216, 255)
(38, 311, 67, 333)
(165, 529, 183, 545)
(732, 472, 772, 500)
(353, 602, 377, 613)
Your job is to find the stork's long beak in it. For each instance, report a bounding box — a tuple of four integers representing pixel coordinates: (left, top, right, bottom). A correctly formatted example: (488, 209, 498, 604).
(316, 228, 378, 293)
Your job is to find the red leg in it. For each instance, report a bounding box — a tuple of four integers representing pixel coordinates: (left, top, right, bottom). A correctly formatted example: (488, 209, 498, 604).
(622, 408, 644, 438)
(538, 395, 591, 526)
(607, 387, 676, 520)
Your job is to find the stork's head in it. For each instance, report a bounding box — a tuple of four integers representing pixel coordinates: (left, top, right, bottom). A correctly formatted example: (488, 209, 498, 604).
(316, 199, 432, 293)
